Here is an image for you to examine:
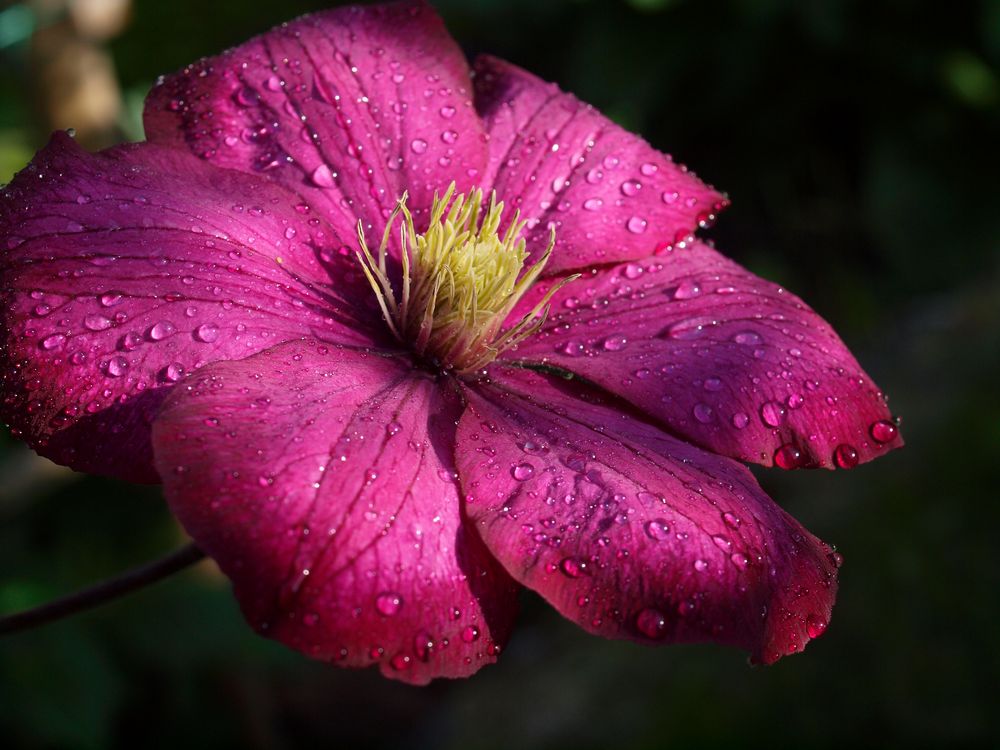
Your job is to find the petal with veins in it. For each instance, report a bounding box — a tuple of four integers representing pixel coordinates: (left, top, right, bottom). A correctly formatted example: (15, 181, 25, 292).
(153, 342, 519, 684)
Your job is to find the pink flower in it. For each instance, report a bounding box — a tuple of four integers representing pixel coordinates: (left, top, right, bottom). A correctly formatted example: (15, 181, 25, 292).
(0, 1, 901, 683)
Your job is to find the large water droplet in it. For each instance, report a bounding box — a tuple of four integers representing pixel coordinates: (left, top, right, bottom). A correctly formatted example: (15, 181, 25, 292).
(833, 443, 859, 469)
(194, 323, 220, 343)
(512, 462, 535, 481)
(375, 592, 403, 616)
(644, 518, 671, 540)
(635, 607, 667, 639)
(693, 403, 714, 423)
(149, 320, 176, 341)
(870, 420, 897, 444)
(310, 164, 336, 188)
(84, 314, 111, 332)
(760, 401, 787, 427)
(774, 443, 803, 469)
(626, 216, 648, 234)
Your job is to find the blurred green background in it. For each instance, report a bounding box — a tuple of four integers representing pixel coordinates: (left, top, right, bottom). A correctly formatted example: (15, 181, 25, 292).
(1, 0, 998, 747)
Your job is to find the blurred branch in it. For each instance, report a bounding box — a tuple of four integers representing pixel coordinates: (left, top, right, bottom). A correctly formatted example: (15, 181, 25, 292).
(0, 542, 205, 635)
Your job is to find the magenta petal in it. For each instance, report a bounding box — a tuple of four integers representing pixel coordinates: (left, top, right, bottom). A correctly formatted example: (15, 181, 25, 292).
(0, 132, 380, 482)
(145, 1, 487, 242)
(152, 342, 519, 684)
(473, 56, 725, 274)
(507, 241, 902, 469)
(457, 367, 839, 664)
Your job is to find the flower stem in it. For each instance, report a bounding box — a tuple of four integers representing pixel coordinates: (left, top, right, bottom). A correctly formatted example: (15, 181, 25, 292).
(0, 542, 206, 636)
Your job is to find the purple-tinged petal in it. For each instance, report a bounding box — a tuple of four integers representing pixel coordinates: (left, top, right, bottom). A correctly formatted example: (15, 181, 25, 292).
(0, 132, 383, 482)
(506, 241, 902, 469)
(152, 342, 519, 684)
(473, 55, 726, 275)
(145, 1, 487, 245)
(457, 367, 838, 664)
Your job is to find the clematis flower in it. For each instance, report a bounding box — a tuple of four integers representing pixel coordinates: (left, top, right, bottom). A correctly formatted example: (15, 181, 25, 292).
(0, 1, 901, 684)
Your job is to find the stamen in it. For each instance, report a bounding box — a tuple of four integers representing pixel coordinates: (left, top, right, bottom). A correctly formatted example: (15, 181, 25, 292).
(356, 182, 577, 375)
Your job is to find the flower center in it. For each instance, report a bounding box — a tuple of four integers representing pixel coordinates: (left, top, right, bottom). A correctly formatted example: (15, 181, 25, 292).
(355, 183, 576, 375)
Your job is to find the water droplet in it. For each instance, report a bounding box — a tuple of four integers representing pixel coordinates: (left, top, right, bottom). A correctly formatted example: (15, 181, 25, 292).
(512, 462, 535, 481)
(635, 607, 667, 639)
(33, 303, 51, 317)
(194, 323, 220, 343)
(673, 281, 701, 300)
(410, 138, 428, 154)
(640, 162, 658, 176)
(834, 443, 859, 469)
(310, 164, 336, 188)
(786, 393, 804, 410)
(557, 340, 585, 357)
(703, 377, 723, 392)
(162, 363, 185, 382)
(386, 421, 403, 436)
(760, 400, 787, 427)
(559, 557, 589, 578)
(106, 356, 128, 377)
(84, 314, 111, 331)
(732, 412, 750, 429)
(870, 420, 897, 443)
(806, 614, 828, 639)
(621, 180, 642, 197)
(733, 330, 762, 346)
(723, 512, 741, 529)
(644, 518, 670, 540)
(414, 630, 434, 661)
(626, 216, 648, 234)
(375, 592, 403, 616)
(693, 403, 714, 423)
(693, 558, 709, 572)
(730, 552, 749, 569)
(41, 333, 66, 350)
(148, 320, 176, 341)
(774, 443, 803, 469)
(461, 625, 480, 643)
(583, 197, 603, 211)
(602, 335, 627, 351)
(661, 190, 679, 204)
(439, 105, 456, 119)
(442, 129, 458, 144)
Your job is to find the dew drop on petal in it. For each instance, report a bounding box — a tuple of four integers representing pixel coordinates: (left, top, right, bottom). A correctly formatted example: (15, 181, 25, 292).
(644, 518, 671, 540)
(194, 323, 220, 343)
(870, 420, 897, 443)
(834, 443, 859, 469)
(512, 462, 535, 481)
(602, 335, 627, 351)
(410, 138, 428, 154)
(149, 320, 176, 341)
(310, 164, 336, 188)
(733, 330, 762, 346)
(760, 400, 787, 427)
(84, 314, 111, 331)
(461, 625, 480, 643)
(375, 592, 403, 616)
(731, 412, 749, 429)
(106, 356, 128, 377)
(41, 333, 66, 350)
(626, 216, 648, 234)
(806, 614, 828, 639)
(635, 608, 667, 639)
(559, 556, 588, 578)
(693, 403, 714, 423)
(774, 443, 803, 469)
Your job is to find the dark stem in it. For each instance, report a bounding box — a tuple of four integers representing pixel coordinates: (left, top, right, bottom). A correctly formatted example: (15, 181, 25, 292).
(0, 542, 206, 636)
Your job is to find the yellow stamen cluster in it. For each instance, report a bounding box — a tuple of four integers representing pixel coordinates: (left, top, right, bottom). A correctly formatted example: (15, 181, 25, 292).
(356, 183, 575, 375)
